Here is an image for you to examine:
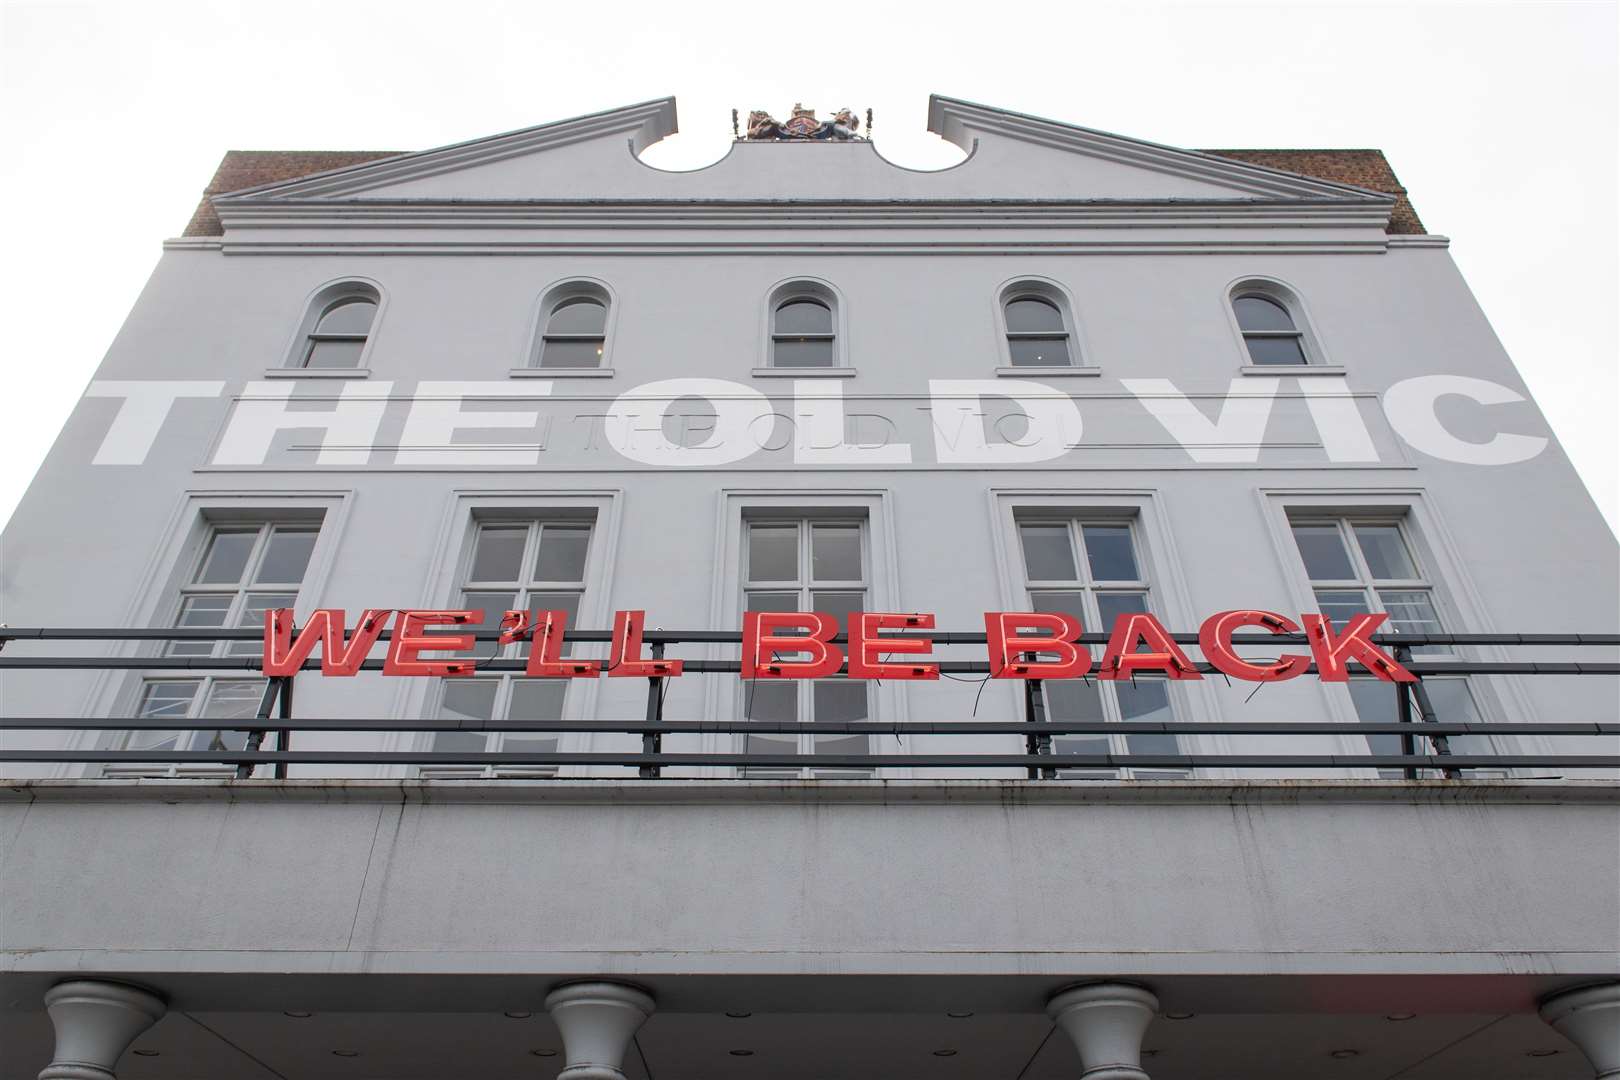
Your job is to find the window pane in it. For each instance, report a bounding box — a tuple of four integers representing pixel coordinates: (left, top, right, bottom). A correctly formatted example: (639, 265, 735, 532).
(314, 298, 376, 336)
(745, 680, 796, 723)
(1096, 591, 1150, 626)
(1354, 525, 1417, 580)
(509, 678, 568, 720)
(193, 680, 267, 753)
(170, 595, 231, 656)
(201, 680, 266, 720)
(229, 592, 297, 656)
(539, 338, 604, 368)
(1044, 678, 1105, 723)
(811, 524, 862, 581)
(1081, 525, 1138, 581)
(1376, 589, 1447, 655)
(254, 528, 317, 584)
(547, 297, 606, 335)
(1347, 678, 1411, 757)
(1424, 679, 1490, 754)
(1007, 337, 1071, 367)
(530, 592, 582, 654)
(771, 339, 835, 368)
(1243, 335, 1307, 366)
(813, 680, 868, 723)
(436, 680, 497, 754)
(1314, 588, 1372, 627)
(197, 529, 256, 584)
(1117, 681, 1178, 758)
(1233, 295, 1295, 332)
(138, 681, 199, 720)
(774, 299, 832, 335)
(304, 339, 365, 369)
(747, 525, 798, 582)
(1292, 524, 1356, 581)
(1019, 524, 1077, 581)
(534, 525, 590, 582)
(470, 526, 526, 583)
(746, 590, 800, 613)
(441, 679, 498, 723)
(811, 590, 864, 631)
(461, 591, 519, 636)
(1005, 297, 1065, 333)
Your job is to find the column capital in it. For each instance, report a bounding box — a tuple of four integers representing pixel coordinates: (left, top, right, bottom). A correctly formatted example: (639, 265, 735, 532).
(545, 981, 656, 1080)
(1540, 982, 1620, 1079)
(1046, 982, 1160, 1080)
(39, 980, 167, 1080)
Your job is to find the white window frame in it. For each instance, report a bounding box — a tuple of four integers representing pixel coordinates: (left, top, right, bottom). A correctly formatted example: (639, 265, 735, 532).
(755, 277, 853, 377)
(740, 514, 873, 778)
(391, 489, 622, 776)
(519, 277, 618, 377)
(424, 514, 598, 778)
(707, 489, 906, 777)
(992, 276, 1096, 377)
(272, 277, 385, 378)
(989, 489, 1228, 773)
(1258, 488, 1544, 770)
(1223, 275, 1340, 375)
(92, 496, 347, 779)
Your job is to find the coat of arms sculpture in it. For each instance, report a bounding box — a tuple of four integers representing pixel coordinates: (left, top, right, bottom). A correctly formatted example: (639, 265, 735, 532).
(737, 103, 867, 141)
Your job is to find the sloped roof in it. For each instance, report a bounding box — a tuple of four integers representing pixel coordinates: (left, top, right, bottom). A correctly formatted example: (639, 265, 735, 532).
(181, 145, 1426, 237)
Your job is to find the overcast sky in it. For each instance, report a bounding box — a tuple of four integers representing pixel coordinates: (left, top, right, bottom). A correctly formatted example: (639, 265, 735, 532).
(1, 0, 1615, 535)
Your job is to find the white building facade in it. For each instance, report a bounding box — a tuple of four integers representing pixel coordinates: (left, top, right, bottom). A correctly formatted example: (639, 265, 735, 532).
(1, 96, 1617, 1079)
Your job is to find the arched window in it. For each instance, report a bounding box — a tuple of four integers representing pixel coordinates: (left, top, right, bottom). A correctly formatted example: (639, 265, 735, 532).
(1003, 294, 1072, 367)
(1233, 292, 1309, 366)
(539, 294, 609, 369)
(300, 291, 378, 369)
(771, 296, 836, 368)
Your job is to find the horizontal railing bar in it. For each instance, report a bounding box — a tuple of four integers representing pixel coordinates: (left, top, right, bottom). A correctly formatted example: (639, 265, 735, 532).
(3, 658, 1615, 675)
(3, 751, 1615, 769)
(2, 627, 1617, 647)
(3, 718, 1615, 736)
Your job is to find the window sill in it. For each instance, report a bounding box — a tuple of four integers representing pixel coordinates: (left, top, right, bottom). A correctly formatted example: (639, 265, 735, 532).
(1240, 364, 1346, 376)
(995, 366, 1101, 378)
(751, 367, 856, 378)
(262, 368, 372, 379)
(510, 367, 614, 378)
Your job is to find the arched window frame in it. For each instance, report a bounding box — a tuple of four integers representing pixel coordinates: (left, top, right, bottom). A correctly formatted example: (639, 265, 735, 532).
(1225, 277, 1336, 372)
(994, 278, 1090, 374)
(757, 278, 851, 377)
(525, 278, 617, 375)
(279, 279, 385, 375)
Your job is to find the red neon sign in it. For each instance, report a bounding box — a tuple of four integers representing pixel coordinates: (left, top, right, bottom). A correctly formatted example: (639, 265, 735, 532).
(262, 608, 1415, 683)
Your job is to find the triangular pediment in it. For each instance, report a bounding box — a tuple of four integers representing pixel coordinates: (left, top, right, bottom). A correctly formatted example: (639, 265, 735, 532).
(213, 94, 1395, 212)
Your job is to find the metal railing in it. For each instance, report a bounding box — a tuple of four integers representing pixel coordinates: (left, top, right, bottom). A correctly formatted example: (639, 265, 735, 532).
(1, 626, 1616, 779)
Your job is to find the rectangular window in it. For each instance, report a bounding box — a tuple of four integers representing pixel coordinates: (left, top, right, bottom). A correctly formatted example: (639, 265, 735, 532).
(123, 521, 320, 770)
(1015, 516, 1186, 779)
(426, 516, 595, 777)
(742, 517, 870, 777)
(1288, 515, 1493, 770)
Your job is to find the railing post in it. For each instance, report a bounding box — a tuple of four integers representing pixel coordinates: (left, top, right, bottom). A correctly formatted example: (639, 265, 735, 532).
(639, 642, 665, 779)
(273, 675, 293, 781)
(235, 678, 283, 779)
(1395, 649, 1417, 781)
(1023, 652, 1055, 780)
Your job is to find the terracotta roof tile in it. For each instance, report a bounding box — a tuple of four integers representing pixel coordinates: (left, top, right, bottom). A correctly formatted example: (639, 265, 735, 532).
(183, 147, 1426, 235)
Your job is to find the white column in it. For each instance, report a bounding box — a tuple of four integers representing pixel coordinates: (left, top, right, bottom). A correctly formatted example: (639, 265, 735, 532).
(1541, 983, 1620, 1079)
(38, 981, 166, 1080)
(544, 982, 656, 1080)
(1046, 983, 1159, 1080)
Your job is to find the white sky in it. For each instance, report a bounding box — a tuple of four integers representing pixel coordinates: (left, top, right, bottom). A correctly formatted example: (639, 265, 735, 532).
(1, 0, 1615, 535)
